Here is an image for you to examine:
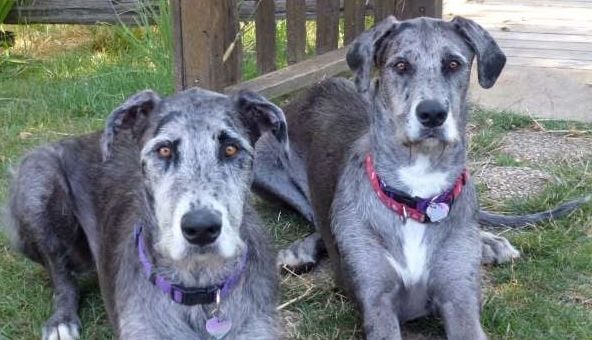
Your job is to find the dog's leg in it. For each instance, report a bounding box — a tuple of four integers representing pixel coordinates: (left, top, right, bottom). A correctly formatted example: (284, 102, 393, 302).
(346, 255, 402, 340)
(8, 150, 84, 340)
(432, 274, 486, 340)
(253, 133, 315, 224)
(437, 300, 487, 340)
(480, 231, 520, 265)
(41, 255, 81, 340)
(358, 289, 402, 340)
(332, 214, 402, 339)
(432, 231, 486, 340)
(277, 232, 325, 273)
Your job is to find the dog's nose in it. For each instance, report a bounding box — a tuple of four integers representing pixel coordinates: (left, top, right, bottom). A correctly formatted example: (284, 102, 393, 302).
(416, 100, 448, 128)
(180, 209, 222, 246)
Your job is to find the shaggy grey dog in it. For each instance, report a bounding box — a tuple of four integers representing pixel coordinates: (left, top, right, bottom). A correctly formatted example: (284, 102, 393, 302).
(253, 17, 589, 272)
(5, 88, 285, 339)
(252, 16, 589, 339)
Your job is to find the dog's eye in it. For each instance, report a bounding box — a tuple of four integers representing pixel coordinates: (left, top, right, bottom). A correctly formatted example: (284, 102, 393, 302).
(224, 145, 239, 158)
(448, 60, 461, 71)
(394, 61, 408, 73)
(158, 146, 172, 159)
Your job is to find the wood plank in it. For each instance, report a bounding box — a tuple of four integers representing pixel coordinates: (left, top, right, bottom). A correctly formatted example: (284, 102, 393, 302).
(225, 48, 348, 99)
(315, 0, 341, 55)
(344, 0, 366, 45)
(507, 56, 592, 70)
(496, 39, 592, 53)
(374, 0, 395, 22)
(397, 0, 443, 19)
(483, 1, 592, 9)
(503, 47, 592, 62)
(256, 0, 277, 74)
(480, 23, 592, 36)
(5, 0, 156, 25)
(171, 0, 240, 91)
(287, 0, 306, 64)
(447, 6, 592, 21)
(490, 31, 592, 44)
(6, 0, 378, 24)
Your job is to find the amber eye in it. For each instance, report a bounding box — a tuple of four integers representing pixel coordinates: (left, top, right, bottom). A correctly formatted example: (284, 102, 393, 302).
(394, 61, 408, 72)
(448, 60, 460, 70)
(224, 145, 238, 157)
(158, 146, 172, 159)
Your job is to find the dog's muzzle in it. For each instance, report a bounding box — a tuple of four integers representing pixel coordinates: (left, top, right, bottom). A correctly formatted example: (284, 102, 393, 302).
(416, 100, 447, 128)
(180, 209, 222, 246)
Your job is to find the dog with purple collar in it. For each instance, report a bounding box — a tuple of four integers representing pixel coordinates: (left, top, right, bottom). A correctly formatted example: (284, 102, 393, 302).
(5, 88, 285, 339)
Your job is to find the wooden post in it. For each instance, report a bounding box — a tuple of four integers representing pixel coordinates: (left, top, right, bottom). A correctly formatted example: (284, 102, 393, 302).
(315, 0, 340, 55)
(287, 0, 306, 65)
(344, 0, 366, 45)
(171, 0, 240, 92)
(396, 0, 443, 20)
(256, 0, 277, 74)
(374, 0, 396, 23)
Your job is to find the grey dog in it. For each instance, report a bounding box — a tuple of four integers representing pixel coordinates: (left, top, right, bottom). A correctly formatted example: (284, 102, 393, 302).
(254, 16, 589, 272)
(252, 16, 589, 339)
(5, 88, 286, 339)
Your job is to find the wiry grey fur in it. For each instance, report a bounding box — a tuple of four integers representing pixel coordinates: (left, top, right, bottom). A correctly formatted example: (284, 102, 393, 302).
(252, 16, 589, 339)
(253, 17, 589, 271)
(5, 88, 284, 339)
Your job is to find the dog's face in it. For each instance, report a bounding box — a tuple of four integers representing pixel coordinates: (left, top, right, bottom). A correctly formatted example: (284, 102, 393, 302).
(101, 88, 287, 262)
(347, 16, 505, 147)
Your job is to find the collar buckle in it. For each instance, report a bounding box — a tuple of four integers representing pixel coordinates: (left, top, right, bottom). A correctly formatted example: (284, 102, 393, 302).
(400, 206, 408, 223)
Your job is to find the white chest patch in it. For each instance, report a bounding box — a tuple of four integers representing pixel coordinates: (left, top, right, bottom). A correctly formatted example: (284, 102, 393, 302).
(397, 155, 449, 197)
(385, 219, 427, 287)
(384, 155, 451, 286)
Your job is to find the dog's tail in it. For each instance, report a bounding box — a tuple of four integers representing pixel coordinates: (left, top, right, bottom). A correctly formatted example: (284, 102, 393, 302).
(479, 195, 591, 228)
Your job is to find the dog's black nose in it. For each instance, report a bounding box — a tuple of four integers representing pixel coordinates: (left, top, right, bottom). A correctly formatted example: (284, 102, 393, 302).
(181, 209, 222, 246)
(416, 100, 448, 128)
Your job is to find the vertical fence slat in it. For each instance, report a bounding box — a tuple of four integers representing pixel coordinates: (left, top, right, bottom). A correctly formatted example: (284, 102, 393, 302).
(256, 0, 277, 74)
(344, 0, 366, 45)
(287, 0, 306, 65)
(315, 0, 340, 55)
(171, 0, 240, 91)
(396, 0, 443, 20)
(374, 0, 396, 23)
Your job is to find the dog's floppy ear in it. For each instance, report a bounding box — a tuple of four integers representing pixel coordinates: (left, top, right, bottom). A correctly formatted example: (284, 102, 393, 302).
(346, 15, 398, 97)
(452, 16, 506, 89)
(101, 90, 161, 161)
(233, 90, 288, 149)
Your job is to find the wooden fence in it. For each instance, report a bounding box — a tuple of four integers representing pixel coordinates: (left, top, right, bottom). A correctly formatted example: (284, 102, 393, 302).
(7, 0, 442, 98)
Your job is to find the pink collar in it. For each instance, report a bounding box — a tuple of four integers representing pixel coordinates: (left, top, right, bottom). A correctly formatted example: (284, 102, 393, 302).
(365, 154, 468, 223)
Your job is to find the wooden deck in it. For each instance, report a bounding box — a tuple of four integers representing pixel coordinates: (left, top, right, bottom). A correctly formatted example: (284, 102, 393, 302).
(445, 0, 592, 121)
(445, 0, 592, 71)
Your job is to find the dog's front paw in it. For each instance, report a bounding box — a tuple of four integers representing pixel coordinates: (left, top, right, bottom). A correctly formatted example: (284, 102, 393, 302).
(42, 318, 80, 340)
(480, 231, 520, 265)
(277, 232, 324, 274)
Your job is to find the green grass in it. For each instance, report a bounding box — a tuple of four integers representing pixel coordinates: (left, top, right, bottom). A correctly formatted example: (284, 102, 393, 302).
(1, 7, 591, 340)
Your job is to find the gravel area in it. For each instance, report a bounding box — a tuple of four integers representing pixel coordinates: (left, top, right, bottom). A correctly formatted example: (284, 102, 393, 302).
(501, 130, 592, 164)
(474, 166, 552, 201)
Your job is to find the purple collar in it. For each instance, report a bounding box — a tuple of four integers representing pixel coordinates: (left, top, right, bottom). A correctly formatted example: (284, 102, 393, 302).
(134, 225, 248, 306)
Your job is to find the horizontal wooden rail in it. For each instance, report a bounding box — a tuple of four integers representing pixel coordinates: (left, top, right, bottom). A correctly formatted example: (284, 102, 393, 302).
(225, 48, 348, 99)
(5, 0, 374, 25)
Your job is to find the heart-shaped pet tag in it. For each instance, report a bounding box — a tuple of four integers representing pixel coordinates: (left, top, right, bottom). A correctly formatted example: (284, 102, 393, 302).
(206, 317, 232, 339)
(426, 202, 450, 222)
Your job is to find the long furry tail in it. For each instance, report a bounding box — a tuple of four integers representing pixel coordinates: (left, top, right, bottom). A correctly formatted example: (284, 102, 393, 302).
(479, 195, 591, 228)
